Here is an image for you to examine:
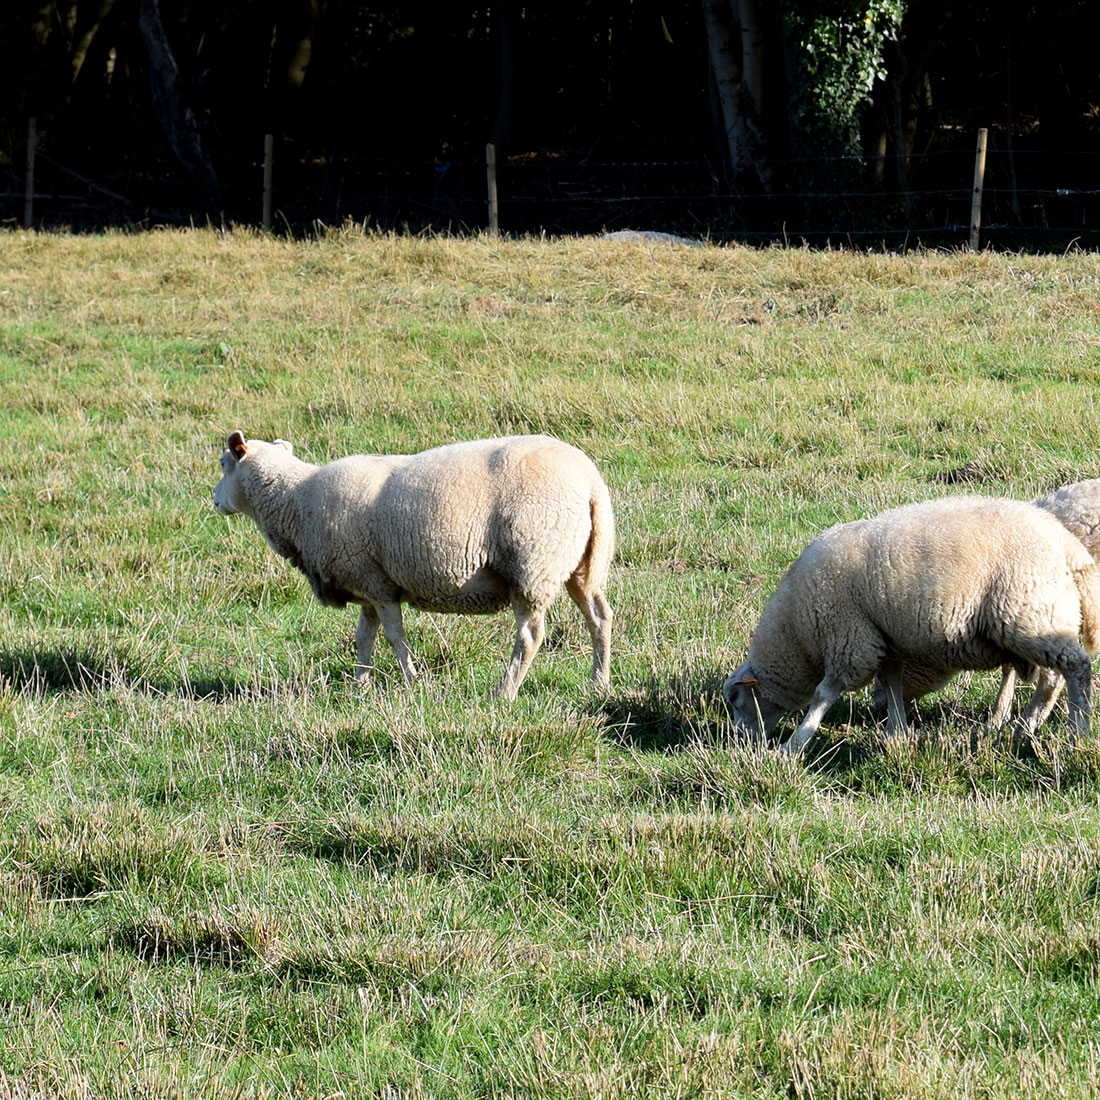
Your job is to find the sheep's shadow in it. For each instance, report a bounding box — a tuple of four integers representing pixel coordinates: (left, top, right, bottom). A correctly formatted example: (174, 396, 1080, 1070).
(591, 669, 966, 772)
(0, 648, 111, 694)
(593, 668, 735, 753)
(0, 648, 251, 703)
(752, 695, 996, 774)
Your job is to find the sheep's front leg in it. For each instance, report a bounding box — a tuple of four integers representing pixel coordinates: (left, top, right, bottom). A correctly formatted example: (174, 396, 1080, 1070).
(780, 678, 843, 756)
(878, 659, 909, 740)
(376, 602, 418, 685)
(496, 598, 546, 701)
(354, 605, 380, 683)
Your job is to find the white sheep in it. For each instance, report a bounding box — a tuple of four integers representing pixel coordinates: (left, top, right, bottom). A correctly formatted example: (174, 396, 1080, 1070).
(723, 496, 1100, 755)
(213, 431, 614, 699)
(1037, 479, 1100, 556)
(879, 479, 1100, 729)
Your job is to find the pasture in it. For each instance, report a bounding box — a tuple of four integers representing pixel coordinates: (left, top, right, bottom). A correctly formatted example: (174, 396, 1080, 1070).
(3, 228, 1100, 1098)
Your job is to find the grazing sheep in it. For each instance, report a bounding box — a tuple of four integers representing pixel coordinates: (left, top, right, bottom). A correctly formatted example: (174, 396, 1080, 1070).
(213, 431, 614, 698)
(878, 479, 1100, 728)
(723, 496, 1100, 756)
(1037, 479, 1100, 556)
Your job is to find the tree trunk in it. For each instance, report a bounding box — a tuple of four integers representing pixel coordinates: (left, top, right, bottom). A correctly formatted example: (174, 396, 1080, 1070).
(736, 0, 771, 187)
(700, 0, 748, 178)
(284, 0, 318, 91)
(490, 0, 518, 150)
(70, 0, 118, 86)
(701, 0, 772, 188)
(137, 0, 219, 206)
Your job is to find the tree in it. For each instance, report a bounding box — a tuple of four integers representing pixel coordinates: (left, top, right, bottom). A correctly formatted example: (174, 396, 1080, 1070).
(785, 0, 903, 159)
(700, 0, 903, 195)
(137, 0, 220, 204)
(700, 0, 771, 187)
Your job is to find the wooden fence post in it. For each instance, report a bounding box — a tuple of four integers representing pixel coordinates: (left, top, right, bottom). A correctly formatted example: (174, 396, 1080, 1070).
(24, 117, 36, 229)
(486, 142, 499, 235)
(262, 133, 274, 230)
(969, 127, 988, 252)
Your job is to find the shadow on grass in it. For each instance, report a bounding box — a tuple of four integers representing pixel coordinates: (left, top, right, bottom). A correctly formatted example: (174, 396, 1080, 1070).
(0, 647, 251, 702)
(593, 667, 899, 760)
(0, 648, 111, 693)
(591, 670, 1039, 780)
(796, 696, 1100, 794)
(778, 696, 999, 778)
(593, 668, 736, 753)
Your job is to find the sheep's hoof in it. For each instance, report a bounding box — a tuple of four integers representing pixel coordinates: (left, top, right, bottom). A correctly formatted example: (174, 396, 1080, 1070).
(354, 670, 373, 687)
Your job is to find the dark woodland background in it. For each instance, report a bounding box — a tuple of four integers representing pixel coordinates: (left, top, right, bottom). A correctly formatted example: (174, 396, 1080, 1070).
(2, 1, 1098, 247)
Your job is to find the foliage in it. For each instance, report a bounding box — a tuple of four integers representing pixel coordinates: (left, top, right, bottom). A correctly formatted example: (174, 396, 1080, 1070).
(787, 0, 905, 156)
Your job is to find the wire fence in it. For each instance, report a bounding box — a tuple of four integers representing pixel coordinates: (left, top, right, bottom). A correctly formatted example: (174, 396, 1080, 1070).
(3, 130, 1099, 250)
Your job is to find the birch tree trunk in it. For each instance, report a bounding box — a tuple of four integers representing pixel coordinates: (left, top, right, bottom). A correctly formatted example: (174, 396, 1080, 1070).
(137, 0, 220, 205)
(700, 0, 771, 187)
(736, 0, 771, 187)
(700, 0, 749, 178)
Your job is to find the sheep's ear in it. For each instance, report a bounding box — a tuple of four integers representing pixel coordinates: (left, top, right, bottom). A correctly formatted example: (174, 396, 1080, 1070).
(274, 438, 294, 454)
(737, 669, 758, 687)
(227, 430, 248, 460)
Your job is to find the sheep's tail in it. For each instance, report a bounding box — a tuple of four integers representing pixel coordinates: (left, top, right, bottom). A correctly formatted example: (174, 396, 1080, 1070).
(1074, 561, 1100, 654)
(578, 479, 615, 592)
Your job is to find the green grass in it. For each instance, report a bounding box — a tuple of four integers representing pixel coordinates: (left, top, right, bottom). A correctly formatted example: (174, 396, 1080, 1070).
(4, 227, 1100, 1097)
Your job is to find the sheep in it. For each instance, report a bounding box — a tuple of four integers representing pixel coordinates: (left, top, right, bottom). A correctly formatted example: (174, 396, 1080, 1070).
(722, 496, 1100, 756)
(213, 431, 614, 699)
(1037, 479, 1100, 555)
(876, 479, 1100, 730)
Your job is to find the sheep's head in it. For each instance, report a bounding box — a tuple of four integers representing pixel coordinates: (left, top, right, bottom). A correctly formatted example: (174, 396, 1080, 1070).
(213, 430, 251, 516)
(214, 431, 297, 517)
(722, 662, 786, 742)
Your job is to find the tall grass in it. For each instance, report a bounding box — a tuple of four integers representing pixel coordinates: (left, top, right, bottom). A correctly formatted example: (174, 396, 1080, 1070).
(3, 227, 1100, 1097)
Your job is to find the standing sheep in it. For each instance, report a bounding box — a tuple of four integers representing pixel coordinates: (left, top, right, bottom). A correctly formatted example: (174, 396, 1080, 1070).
(723, 496, 1100, 756)
(213, 431, 614, 699)
(879, 478, 1100, 728)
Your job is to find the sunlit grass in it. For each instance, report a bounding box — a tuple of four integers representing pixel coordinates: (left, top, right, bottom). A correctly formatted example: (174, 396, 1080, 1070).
(3, 227, 1100, 1097)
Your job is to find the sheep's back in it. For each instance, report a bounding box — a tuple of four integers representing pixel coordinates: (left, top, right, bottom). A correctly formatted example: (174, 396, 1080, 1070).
(768, 497, 1089, 666)
(1035, 479, 1100, 560)
(368, 436, 601, 608)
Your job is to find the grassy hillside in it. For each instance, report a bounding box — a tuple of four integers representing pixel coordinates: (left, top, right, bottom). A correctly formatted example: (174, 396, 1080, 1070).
(3, 228, 1100, 1098)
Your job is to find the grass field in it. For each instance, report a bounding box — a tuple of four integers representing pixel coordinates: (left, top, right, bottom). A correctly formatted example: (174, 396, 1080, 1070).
(4, 228, 1100, 1098)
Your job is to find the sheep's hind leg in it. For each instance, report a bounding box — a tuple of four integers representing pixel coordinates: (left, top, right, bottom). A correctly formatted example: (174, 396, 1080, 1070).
(376, 602, 418, 686)
(354, 604, 380, 683)
(496, 598, 546, 701)
(1056, 648, 1091, 745)
(1011, 635, 1088, 743)
(1015, 668, 1064, 729)
(566, 577, 613, 690)
(878, 659, 909, 740)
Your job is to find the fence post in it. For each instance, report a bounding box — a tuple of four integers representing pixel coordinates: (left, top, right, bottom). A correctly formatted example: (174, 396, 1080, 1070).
(262, 133, 274, 230)
(969, 127, 988, 252)
(24, 117, 36, 229)
(486, 142, 499, 235)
